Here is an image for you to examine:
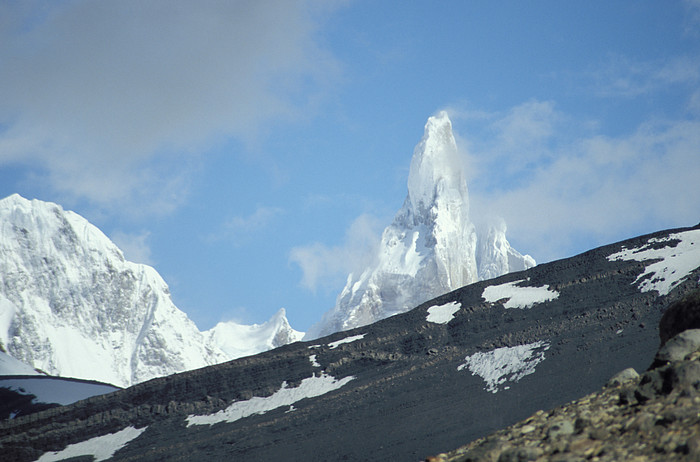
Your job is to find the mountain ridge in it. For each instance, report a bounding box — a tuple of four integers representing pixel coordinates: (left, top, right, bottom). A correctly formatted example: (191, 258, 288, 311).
(0, 194, 302, 387)
(2, 223, 698, 461)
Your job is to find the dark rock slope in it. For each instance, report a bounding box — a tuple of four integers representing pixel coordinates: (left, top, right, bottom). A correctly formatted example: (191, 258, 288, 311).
(1, 225, 699, 461)
(427, 289, 700, 462)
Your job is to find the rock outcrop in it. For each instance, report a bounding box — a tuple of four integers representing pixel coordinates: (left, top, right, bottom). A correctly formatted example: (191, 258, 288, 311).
(427, 289, 700, 462)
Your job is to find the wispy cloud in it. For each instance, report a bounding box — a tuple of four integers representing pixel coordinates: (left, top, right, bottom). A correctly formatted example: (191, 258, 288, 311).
(0, 1, 340, 215)
(684, 0, 700, 33)
(110, 230, 154, 265)
(587, 55, 700, 98)
(449, 101, 564, 193)
(213, 206, 285, 245)
(462, 103, 700, 262)
(290, 214, 382, 293)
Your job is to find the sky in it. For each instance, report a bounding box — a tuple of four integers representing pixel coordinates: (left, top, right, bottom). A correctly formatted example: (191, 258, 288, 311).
(1, 1, 699, 333)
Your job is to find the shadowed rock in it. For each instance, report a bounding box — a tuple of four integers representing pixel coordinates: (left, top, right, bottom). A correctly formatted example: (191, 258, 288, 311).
(659, 289, 700, 346)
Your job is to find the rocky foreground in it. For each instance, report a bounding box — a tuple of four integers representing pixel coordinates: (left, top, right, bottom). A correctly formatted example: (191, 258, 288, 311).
(427, 290, 700, 462)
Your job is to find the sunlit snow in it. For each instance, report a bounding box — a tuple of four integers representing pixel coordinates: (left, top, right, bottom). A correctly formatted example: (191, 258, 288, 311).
(309, 355, 321, 367)
(35, 426, 146, 462)
(426, 301, 461, 324)
(327, 334, 366, 349)
(607, 229, 700, 295)
(186, 372, 355, 427)
(306, 113, 534, 339)
(458, 341, 550, 393)
(482, 280, 559, 309)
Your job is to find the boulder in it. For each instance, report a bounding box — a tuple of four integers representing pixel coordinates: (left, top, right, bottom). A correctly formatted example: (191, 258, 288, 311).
(606, 368, 639, 388)
(659, 289, 700, 346)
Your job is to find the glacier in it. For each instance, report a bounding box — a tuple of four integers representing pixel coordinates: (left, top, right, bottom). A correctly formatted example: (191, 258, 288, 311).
(306, 112, 535, 339)
(0, 194, 303, 387)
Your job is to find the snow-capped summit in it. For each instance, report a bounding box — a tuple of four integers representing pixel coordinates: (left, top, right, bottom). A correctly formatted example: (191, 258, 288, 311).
(0, 194, 302, 387)
(306, 112, 535, 339)
(476, 218, 536, 281)
(207, 308, 303, 359)
(407, 112, 468, 217)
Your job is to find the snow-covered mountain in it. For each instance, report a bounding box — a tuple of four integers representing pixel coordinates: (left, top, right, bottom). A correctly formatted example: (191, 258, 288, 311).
(0, 194, 303, 387)
(206, 307, 302, 359)
(306, 112, 535, 338)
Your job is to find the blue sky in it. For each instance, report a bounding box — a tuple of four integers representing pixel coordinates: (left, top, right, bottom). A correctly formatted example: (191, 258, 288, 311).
(1, 1, 699, 332)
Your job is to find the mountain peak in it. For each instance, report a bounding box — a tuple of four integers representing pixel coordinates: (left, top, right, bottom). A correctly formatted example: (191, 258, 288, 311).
(407, 111, 466, 215)
(1, 193, 26, 204)
(0, 195, 303, 387)
(306, 113, 534, 339)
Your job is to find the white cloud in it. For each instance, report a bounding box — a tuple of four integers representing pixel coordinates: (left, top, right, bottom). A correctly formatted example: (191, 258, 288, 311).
(215, 206, 284, 245)
(464, 106, 700, 263)
(588, 55, 700, 98)
(290, 214, 382, 293)
(110, 230, 153, 265)
(0, 1, 340, 214)
(449, 101, 563, 193)
(689, 89, 700, 115)
(684, 0, 700, 33)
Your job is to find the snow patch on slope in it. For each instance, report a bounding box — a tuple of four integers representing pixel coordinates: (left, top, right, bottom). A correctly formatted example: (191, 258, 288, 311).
(458, 341, 550, 393)
(607, 229, 700, 295)
(35, 426, 146, 462)
(482, 280, 559, 309)
(426, 301, 461, 324)
(186, 372, 354, 427)
(328, 334, 366, 349)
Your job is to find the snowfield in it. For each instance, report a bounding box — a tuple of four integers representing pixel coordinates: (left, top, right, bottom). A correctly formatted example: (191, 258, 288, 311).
(458, 341, 550, 393)
(35, 426, 146, 462)
(328, 334, 366, 349)
(186, 372, 355, 427)
(309, 354, 321, 367)
(607, 229, 700, 295)
(426, 301, 461, 324)
(482, 280, 559, 309)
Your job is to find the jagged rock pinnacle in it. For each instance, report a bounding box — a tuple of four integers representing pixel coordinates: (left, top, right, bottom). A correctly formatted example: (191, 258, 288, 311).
(306, 113, 535, 339)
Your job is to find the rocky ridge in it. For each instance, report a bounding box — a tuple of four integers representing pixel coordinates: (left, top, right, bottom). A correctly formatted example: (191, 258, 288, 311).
(0, 225, 698, 461)
(427, 290, 700, 462)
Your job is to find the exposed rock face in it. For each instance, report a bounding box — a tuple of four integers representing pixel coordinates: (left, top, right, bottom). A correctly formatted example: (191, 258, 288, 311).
(659, 289, 700, 346)
(0, 225, 698, 462)
(307, 113, 535, 339)
(428, 289, 700, 462)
